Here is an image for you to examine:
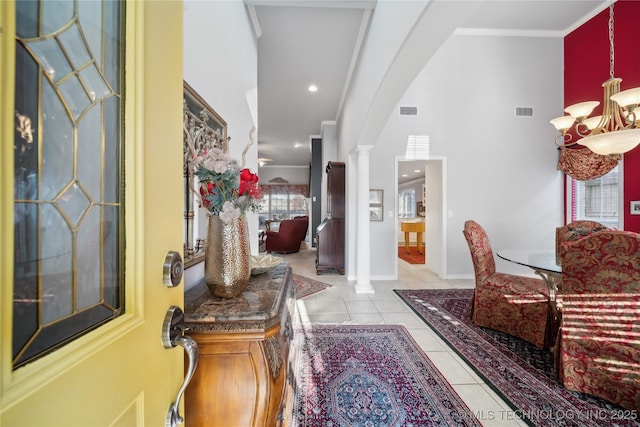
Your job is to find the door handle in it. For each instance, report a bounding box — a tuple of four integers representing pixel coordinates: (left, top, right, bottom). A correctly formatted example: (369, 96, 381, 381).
(162, 306, 199, 427)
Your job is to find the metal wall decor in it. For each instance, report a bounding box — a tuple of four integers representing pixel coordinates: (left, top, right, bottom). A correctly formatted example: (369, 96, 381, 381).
(183, 81, 227, 267)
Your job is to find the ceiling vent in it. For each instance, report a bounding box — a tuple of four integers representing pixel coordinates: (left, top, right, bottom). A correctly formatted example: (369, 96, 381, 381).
(515, 107, 534, 117)
(399, 106, 418, 116)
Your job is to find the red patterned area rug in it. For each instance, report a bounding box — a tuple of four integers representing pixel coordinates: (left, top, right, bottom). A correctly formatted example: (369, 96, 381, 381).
(292, 274, 332, 299)
(394, 289, 640, 427)
(287, 324, 482, 427)
(397, 245, 425, 264)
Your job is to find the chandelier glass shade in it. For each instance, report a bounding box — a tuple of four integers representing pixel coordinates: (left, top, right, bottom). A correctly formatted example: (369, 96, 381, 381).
(550, 2, 640, 156)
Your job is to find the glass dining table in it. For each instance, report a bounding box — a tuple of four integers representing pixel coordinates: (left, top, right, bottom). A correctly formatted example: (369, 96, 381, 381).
(496, 249, 562, 318)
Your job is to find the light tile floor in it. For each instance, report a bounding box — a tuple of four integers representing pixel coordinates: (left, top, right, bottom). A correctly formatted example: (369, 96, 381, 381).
(281, 248, 529, 427)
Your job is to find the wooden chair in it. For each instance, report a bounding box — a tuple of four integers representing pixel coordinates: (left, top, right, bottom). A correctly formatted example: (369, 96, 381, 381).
(463, 220, 553, 349)
(557, 230, 640, 410)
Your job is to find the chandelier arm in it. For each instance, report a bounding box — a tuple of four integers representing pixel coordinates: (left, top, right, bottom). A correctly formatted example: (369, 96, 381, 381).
(575, 122, 594, 138)
(555, 133, 576, 147)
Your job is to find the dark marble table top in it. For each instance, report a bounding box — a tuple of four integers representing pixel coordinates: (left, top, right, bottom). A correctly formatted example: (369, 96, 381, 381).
(183, 262, 293, 333)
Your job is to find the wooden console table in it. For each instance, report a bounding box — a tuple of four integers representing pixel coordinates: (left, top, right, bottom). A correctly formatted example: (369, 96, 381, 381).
(183, 263, 297, 426)
(401, 221, 425, 254)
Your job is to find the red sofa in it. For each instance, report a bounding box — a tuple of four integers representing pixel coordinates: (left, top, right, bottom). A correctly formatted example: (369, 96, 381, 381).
(265, 216, 308, 254)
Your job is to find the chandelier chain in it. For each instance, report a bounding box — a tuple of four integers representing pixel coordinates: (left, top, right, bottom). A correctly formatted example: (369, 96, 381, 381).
(609, 1, 615, 79)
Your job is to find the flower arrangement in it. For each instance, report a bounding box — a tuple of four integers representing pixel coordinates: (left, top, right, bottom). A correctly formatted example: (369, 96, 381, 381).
(189, 127, 262, 223)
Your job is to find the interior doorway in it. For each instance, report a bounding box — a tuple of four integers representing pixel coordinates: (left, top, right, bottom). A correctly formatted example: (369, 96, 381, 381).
(396, 157, 446, 277)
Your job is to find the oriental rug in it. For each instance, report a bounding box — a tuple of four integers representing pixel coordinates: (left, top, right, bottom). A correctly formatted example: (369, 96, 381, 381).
(292, 274, 332, 299)
(397, 245, 425, 264)
(288, 324, 481, 427)
(394, 288, 640, 427)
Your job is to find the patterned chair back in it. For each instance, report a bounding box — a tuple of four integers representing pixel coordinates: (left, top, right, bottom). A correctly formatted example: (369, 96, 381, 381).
(556, 219, 609, 265)
(463, 220, 496, 283)
(463, 220, 552, 349)
(561, 229, 640, 293)
(555, 220, 608, 265)
(558, 229, 640, 410)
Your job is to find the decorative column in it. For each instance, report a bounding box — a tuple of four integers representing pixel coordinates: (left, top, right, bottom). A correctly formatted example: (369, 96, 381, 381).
(355, 145, 375, 294)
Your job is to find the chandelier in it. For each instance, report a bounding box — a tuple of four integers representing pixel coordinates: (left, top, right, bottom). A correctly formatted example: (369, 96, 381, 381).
(550, 1, 640, 156)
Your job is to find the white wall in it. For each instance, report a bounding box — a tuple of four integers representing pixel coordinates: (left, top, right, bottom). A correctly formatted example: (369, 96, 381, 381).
(181, 2, 566, 285)
(258, 166, 310, 185)
(370, 34, 565, 279)
(321, 122, 338, 218)
(338, 1, 483, 278)
(183, 0, 258, 289)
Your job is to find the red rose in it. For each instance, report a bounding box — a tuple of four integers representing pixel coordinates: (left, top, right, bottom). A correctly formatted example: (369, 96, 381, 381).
(239, 169, 259, 197)
(199, 182, 215, 207)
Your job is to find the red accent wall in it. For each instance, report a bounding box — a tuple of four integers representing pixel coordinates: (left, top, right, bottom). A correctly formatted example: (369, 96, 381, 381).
(565, 0, 640, 232)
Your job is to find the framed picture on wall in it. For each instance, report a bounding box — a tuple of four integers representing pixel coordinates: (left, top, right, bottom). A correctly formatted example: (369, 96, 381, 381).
(369, 189, 383, 205)
(369, 189, 383, 221)
(631, 201, 640, 215)
(369, 205, 383, 221)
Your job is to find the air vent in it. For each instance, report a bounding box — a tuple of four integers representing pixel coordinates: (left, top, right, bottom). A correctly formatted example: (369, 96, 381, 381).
(515, 107, 534, 117)
(400, 106, 418, 116)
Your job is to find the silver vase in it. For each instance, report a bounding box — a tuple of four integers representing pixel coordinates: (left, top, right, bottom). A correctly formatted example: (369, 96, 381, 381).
(205, 215, 251, 298)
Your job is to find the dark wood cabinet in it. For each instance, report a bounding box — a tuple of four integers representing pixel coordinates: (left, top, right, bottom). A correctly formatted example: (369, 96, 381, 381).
(315, 162, 345, 274)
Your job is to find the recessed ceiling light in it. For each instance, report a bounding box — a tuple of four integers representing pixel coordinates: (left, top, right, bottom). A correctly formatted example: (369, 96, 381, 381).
(294, 142, 304, 148)
(308, 84, 318, 93)
(258, 157, 272, 167)
(413, 169, 421, 173)
(402, 174, 408, 177)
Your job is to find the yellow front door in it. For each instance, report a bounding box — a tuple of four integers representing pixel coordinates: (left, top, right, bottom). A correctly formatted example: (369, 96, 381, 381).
(1, 1, 186, 426)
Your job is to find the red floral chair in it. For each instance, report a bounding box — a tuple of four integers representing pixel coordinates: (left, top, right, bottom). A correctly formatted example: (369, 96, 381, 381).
(463, 220, 553, 349)
(557, 230, 640, 411)
(555, 220, 609, 265)
(265, 216, 308, 254)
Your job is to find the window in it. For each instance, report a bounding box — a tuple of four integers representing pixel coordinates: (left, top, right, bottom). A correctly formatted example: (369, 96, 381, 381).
(567, 164, 622, 229)
(259, 193, 307, 227)
(398, 189, 416, 218)
(13, 0, 124, 369)
(405, 135, 430, 160)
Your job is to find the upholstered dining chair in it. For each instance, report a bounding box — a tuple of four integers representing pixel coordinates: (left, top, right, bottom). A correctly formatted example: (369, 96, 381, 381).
(555, 220, 608, 265)
(557, 230, 640, 411)
(463, 220, 553, 349)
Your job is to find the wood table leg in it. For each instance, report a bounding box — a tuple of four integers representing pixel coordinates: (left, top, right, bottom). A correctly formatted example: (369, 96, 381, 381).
(404, 232, 410, 254)
(417, 232, 423, 255)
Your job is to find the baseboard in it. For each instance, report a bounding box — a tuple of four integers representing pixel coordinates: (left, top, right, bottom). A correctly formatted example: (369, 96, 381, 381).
(441, 274, 475, 280)
(371, 274, 397, 281)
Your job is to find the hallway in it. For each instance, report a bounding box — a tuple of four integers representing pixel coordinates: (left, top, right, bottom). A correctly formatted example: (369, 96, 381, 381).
(280, 249, 528, 427)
